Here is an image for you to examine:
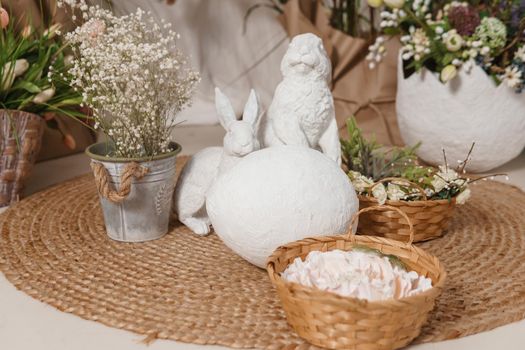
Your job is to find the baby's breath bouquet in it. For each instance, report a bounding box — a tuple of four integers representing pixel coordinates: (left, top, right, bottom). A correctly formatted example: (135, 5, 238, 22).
(62, 1, 199, 158)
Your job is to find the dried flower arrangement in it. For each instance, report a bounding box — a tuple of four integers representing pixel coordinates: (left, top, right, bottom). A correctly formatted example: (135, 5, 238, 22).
(0, 6, 87, 129)
(60, 0, 200, 158)
(341, 117, 505, 205)
(367, 0, 525, 92)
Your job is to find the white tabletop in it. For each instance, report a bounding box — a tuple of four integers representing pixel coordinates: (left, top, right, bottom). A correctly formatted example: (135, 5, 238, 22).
(1, 125, 524, 350)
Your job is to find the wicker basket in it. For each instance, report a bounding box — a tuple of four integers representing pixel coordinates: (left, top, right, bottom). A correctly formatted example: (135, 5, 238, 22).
(359, 177, 456, 242)
(267, 206, 446, 350)
(0, 110, 44, 207)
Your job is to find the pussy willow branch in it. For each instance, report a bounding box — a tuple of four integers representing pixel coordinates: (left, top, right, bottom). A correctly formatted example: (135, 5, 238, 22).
(468, 173, 508, 184)
(459, 142, 475, 174)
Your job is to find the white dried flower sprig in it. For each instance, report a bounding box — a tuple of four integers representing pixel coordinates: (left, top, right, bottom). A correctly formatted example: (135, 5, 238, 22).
(366, 36, 387, 69)
(400, 27, 431, 62)
(348, 143, 508, 206)
(348, 167, 471, 205)
(60, 1, 199, 158)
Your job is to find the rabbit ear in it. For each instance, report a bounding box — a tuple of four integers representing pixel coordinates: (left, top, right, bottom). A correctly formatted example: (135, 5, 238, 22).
(215, 87, 237, 130)
(242, 89, 260, 128)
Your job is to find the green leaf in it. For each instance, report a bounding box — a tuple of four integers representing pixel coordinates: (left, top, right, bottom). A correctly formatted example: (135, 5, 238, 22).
(383, 28, 401, 36)
(16, 95, 37, 110)
(442, 53, 455, 65)
(51, 97, 83, 107)
(13, 80, 41, 93)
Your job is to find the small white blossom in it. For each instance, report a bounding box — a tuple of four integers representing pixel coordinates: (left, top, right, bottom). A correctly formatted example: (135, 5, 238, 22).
(431, 165, 459, 192)
(400, 28, 430, 62)
(367, 36, 387, 69)
(515, 46, 525, 62)
(372, 184, 388, 205)
(444, 30, 463, 52)
(456, 188, 471, 205)
(348, 171, 374, 193)
(386, 183, 406, 201)
(501, 66, 522, 89)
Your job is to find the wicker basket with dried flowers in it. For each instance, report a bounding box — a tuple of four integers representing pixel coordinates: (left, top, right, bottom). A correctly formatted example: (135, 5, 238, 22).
(342, 117, 504, 242)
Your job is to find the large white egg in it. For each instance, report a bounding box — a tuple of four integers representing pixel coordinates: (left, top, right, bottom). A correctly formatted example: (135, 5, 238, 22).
(206, 146, 359, 268)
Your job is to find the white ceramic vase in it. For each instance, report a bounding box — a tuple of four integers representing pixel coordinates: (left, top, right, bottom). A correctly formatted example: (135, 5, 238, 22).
(396, 55, 525, 173)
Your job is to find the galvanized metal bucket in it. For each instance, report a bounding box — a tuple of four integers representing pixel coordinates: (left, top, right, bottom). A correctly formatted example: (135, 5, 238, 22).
(86, 142, 181, 242)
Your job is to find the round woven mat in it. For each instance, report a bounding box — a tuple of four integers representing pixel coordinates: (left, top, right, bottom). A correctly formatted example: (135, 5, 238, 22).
(1, 157, 525, 349)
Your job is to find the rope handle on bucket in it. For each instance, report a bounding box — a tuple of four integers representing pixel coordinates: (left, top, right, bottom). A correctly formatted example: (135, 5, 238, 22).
(91, 161, 149, 203)
(347, 205, 415, 245)
(369, 177, 428, 201)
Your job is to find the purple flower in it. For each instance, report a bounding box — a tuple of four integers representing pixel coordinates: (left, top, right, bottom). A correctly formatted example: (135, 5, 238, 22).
(448, 5, 481, 36)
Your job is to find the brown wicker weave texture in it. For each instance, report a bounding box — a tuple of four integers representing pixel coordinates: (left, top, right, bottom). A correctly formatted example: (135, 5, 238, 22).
(0, 110, 44, 207)
(267, 206, 446, 350)
(358, 195, 456, 243)
(357, 178, 455, 243)
(1, 157, 525, 349)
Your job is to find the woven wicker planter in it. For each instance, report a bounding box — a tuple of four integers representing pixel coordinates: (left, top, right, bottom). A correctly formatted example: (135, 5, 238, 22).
(355, 177, 456, 242)
(267, 206, 446, 350)
(358, 195, 456, 242)
(0, 110, 44, 207)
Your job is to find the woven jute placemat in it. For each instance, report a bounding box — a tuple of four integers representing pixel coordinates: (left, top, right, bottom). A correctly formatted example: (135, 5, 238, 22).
(1, 156, 525, 349)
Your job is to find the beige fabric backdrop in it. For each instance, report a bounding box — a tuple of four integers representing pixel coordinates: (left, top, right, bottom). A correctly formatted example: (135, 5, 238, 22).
(112, 1, 401, 146)
(112, 0, 289, 125)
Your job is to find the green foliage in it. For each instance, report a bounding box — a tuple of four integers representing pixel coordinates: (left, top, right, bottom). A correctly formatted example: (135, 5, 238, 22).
(341, 116, 420, 181)
(399, 164, 435, 187)
(341, 117, 478, 203)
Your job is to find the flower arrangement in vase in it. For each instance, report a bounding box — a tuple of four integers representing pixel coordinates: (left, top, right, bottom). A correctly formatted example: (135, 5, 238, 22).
(367, 0, 525, 172)
(341, 116, 503, 242)
(0, 5, 89, 207)
(61, 1, 199, 242)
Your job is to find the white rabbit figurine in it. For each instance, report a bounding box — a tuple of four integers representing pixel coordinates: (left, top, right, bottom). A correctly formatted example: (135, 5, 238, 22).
(261, 33, 341, 165)
(173, 88, 261, 236)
